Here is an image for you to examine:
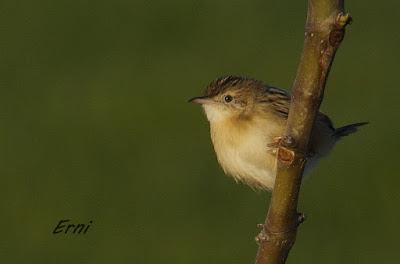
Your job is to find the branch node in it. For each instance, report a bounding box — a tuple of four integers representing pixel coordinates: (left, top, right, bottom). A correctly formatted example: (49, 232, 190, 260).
(336, 12, 352, 28)
(255, 231, 268, 245)
(297, 212, 306, 224)
(277, 147, 295, 166)
(329, 28, 345, 48)
(329, 13, 352, 48)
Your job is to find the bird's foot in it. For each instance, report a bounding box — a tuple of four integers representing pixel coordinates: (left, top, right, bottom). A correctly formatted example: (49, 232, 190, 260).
(267, 136, 283, 154)
(267, 136, 297, 165)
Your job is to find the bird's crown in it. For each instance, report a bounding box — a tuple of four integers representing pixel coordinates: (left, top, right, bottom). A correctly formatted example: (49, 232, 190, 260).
(204, 75, 265, 98)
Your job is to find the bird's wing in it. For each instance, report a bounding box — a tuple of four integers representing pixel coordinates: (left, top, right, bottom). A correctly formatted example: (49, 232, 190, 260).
(267, 86, 291, 118)
(266, 86, 335, 131)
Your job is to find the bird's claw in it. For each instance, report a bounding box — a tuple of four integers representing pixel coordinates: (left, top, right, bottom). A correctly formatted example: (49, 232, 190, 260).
(267, 136, 283, 154)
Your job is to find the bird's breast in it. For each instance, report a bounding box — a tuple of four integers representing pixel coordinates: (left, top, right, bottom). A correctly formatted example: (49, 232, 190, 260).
(209, 118, 277, 189)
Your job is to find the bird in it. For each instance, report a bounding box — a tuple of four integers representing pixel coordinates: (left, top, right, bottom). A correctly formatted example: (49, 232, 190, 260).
(189, 75, 367, 190)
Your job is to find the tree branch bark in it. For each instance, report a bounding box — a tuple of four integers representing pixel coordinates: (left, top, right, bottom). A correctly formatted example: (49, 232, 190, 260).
(254, 1, 351, 263)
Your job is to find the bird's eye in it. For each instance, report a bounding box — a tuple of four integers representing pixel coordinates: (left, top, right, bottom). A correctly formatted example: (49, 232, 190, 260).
(224, 95, 233, 103)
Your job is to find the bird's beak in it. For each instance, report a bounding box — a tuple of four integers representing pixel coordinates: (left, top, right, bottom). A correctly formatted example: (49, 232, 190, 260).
(188, 96, 213, 105)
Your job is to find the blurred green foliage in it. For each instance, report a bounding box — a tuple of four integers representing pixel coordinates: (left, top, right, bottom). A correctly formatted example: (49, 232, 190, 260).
(0, 0, 398, 263)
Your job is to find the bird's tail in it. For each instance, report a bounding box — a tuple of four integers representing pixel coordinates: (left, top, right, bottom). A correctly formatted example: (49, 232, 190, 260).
(333, 122, 369, 139)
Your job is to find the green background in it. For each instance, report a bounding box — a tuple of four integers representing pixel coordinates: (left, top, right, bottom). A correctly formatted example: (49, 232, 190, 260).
(0, 0, 398, 263)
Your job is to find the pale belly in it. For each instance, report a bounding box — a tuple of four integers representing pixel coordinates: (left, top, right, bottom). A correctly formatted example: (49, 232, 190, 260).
(206, 111, 335, 190)
(211, 125, 278, 190)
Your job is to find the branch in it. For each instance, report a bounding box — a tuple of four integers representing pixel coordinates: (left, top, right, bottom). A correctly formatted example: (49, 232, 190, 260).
(254, 1, 351, 263)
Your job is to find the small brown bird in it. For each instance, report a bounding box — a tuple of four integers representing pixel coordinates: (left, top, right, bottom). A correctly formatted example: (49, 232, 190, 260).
(189, 76, 367, 190)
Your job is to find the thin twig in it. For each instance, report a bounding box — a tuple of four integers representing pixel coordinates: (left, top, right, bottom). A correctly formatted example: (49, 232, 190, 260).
(255, 1, 351, 263)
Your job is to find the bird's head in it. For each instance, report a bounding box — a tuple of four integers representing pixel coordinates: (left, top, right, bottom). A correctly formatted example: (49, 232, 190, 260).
(189, 76, 267, 123)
